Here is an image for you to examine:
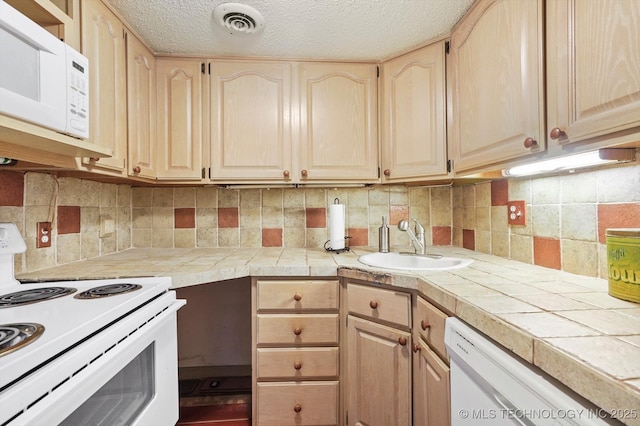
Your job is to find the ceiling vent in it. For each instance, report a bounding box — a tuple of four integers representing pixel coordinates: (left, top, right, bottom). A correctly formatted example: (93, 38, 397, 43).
(213, 3, 265, 35)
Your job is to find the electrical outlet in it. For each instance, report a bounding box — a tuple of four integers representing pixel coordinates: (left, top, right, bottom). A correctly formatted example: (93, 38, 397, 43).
(507, 201, 526, 226)
(36, 222, 52, 248)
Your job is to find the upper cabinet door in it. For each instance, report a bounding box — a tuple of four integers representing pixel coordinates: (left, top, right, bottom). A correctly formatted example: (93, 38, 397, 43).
(126, 33, 156, 179)
(298, 63, 379, 183)
(209, 61, 292, 182)
(80, 0, 127, 173)
(449, 0, 545, 174)
(381, 42, 447, 182)
(156, 58, 203, 180)
(546, 0, 640, 149)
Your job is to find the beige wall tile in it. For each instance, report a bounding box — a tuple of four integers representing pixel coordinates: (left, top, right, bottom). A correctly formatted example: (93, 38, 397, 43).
(152, 229, 173, 248)
(100, 183, 117, 208)
(57, 177, 83, 206)
(409, 187, 430, 207)
(132, 187, 152, 207)
(475, 230, 491, 254)
(218, 228, 239, 247)
(117, 184, 131, 207)
(561, 204, 597, 241)
(196, 187, 217, 208)
(196, 208, 217, 228)
(82, 230, 100, 259)
(283, 188, 305, 208)
(152, 207, 174, 229)
(561, 173, 597, 203)
(284, 228, 305, 247)
(262, 188, 283, 207)
(491, 232, 510, 258)
(306, 228, 327, 247)
(261, 206, 282, 228)
(596, 164, 640, 203)
(430, 187, 451, 226)
(562, 239, 598, 277)
(389, 186, 409, 205)
(508, 178, 531, 203)
(57, 234, 81, 264)
(218, 189, 239, 207)
(368, 187, 389, 205)
(532, 205, 560, 238)
(132, 229, 152, 247)
(25, 173, 56, 206)
(132, 207, 152, 229)
(510, 234, 533, 264)
(532, 176, 561, 204)
(475, 182, 491, 207)
(240, 205, 261, 228)
(175, 229, 196, 248)
(81, 180, 101, 207)
(196, 228, 217, 247)
(476, 206, 491, 231)
(284, 208, 305, 228)
(240, 228, 261, 247)
(462, 185, 475, 207)
(305, 188, 326, 207)
(117, 227, 131, 252)
(240, 189, 261, 208)
(175, 187, 196, 208)
(152, 188, 173, 207)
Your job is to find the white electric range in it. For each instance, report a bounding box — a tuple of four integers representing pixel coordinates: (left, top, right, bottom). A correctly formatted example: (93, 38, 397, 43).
(0, 223, 185, 426)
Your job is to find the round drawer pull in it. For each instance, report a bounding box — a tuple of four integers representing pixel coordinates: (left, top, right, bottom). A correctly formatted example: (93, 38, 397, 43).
(293, 293, 302, 302)
(549, 127, 566, 140)
(132, 166, 141, 174)
(398, 336, 407, 346)
(283, 170, 290, 178)
(293, 327, 302, 336)
(421, 320, 430, 330)
(369, 300, 378, 309)
(294, 404, 302, 413)
(413, 343, 421, 353)
(301, 169, 308, 177)
(294, 361, 302, 370)
(383, 169, 391, 177)
(523, 137, 538, 148)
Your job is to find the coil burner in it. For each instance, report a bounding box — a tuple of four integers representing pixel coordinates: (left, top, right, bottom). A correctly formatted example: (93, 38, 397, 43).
(0, 287, 77, 308)
(0, 323, 45, 357)
(74, 283, 142, 299)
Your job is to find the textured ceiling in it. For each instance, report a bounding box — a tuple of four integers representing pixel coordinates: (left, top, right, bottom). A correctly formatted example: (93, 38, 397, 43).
(105, 0, 475, 61)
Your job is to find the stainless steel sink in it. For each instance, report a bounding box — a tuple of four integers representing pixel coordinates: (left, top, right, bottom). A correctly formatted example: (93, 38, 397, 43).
(358, 252, 473, 271)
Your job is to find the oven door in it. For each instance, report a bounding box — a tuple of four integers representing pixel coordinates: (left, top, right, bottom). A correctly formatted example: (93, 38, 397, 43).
(4, 293, 185, 426)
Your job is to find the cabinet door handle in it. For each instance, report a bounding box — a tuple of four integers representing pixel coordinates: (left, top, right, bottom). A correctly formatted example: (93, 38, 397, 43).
(549, 127, 566, 140)
(294, 404, 302, 413)
(294, 361, 302, 370)
(283, 170, 290, 178)
(383, 169, 391, 177)
(412, 343, 421, 353)
(132, 166, 141, 174)
(421, 320, 430, 330)
(369, 300, 378, 309)
(523, 137, 538, 148)
(293, 293, 302, 302)
(398, 336, 407, 346)
(301, 169, 308, 177)
(293, 327, 302, 336)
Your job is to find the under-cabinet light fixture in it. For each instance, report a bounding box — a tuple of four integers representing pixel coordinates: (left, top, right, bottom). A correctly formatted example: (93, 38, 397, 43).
(502, 148, 636, 177)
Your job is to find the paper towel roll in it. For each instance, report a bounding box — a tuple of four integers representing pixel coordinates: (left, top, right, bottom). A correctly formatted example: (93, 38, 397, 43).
(329, 203, 346, 250)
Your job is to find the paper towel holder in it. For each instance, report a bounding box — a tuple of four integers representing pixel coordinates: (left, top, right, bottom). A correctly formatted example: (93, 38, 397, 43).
(324, 198, 350, 253)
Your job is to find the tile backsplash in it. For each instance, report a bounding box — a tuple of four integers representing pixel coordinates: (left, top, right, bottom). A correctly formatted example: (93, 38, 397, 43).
(1, 163, 638, 279)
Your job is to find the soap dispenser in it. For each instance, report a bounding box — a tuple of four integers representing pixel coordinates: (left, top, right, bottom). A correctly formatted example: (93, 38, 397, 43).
(378, 216, 390, 253)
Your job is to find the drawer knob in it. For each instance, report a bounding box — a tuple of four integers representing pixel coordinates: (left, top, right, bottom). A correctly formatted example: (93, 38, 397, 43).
(421, 320, 430, 330)
(398, 336, 407, 346)
(549, 127, 566, 140)
(293, 293, 302, 302)
(294, 404, 302, 413)
(383, 169, 391, 177)
(293, 327, 302, 336)
(294, 361, 302, 370)
(413, 343, 421, 353)
(301, 169, 308, 177)
(283, 170, 290, 178)
(523, 137, 538, 148)
(132, 166, 141, 174)
(369, 300, 378, 309)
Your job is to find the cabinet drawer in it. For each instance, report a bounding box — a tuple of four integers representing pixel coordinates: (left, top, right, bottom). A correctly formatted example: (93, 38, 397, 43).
(347, 283, 411, 328)
(257, 280, 339, 311)
(416, 296, 448, 360)
(257, 347, 339, 380)
(257, 314, 339, 345)
(256, 381, 338, 426)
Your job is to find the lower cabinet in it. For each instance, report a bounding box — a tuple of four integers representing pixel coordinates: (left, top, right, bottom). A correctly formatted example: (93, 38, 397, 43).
(413, 339, 450, 426)
(253, 278, 340, 425)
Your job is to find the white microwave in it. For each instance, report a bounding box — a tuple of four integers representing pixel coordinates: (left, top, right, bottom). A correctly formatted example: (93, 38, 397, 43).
(0, 1, 89, 139)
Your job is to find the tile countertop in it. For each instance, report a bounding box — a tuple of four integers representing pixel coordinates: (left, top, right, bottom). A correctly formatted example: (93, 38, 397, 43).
(17, 246, 640, 426)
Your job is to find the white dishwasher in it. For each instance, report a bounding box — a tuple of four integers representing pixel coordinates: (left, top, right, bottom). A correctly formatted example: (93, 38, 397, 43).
(444, 317, 619, 426)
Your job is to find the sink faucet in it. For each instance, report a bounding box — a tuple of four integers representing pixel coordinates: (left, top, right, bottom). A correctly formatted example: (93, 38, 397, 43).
(398, 219, 425, 255)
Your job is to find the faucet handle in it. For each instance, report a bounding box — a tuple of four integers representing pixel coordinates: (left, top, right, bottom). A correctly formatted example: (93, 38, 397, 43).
(412, 219, 425, 234)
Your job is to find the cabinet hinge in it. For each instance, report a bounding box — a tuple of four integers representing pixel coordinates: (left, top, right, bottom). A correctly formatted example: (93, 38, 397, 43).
(201, 168, 206, 179)
(447, 159, 453, 173)
(377, 167, 381, 179)
(201, 63, 205, 74)
(376, 65, 380, 78)
(208, 167, 211, 179)
(445, 40, 450, 54)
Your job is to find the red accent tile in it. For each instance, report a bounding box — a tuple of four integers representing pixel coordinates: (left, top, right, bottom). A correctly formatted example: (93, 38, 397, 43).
(389, 205, 409, 225)
(533, 236, 562, 270)
(218, 207, 239, 228)
(462, 229, 475, 250)
(262, 228, 283, 247)
(0, 171, 24, 207)
(432, 226, 452, 246)
(491, 179, 509, 206)
(597, 203, 640, 243)
(57, 206, 81, 234)
(348, 227, 369, 246)
(305, 207, 326, 228)
(175, 208, 196, 229)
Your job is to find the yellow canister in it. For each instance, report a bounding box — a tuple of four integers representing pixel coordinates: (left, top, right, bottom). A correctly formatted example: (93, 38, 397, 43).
(606, 228, 640, 304)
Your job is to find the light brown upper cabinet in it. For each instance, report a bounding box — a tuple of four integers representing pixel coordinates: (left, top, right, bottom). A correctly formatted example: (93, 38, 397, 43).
(209, 60, 293, 182)
(126, 33, 156, 179)
(381, 42, 448, 182)
(546, 0, 640, 151)
(298, 62, 379, 183)
(449, 0, 545, 174)
(80, 0, 128, 174)
(155, 58, 203, 181)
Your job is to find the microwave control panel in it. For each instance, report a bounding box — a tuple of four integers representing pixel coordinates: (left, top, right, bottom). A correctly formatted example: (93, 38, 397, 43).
(66, 45, 89, 139)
